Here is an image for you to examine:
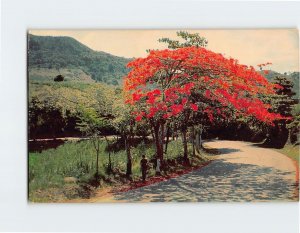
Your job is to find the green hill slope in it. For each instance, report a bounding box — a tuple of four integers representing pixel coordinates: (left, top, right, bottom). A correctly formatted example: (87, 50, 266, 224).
(28, 34, 131, 85)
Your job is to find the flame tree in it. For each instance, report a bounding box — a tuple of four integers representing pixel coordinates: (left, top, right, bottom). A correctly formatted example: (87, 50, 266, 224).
(124, 46, 283, 162)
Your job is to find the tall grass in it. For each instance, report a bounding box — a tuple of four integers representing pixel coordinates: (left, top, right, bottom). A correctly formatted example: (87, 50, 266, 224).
(29, 139, 187, 192)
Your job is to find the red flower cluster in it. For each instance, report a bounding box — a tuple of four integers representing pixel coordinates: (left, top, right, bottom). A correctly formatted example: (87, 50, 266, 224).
(170, 104, 184, 116)
(124, 46, 282, 124)
(257, 62, 272, 69)
(190, 103, 198, 111)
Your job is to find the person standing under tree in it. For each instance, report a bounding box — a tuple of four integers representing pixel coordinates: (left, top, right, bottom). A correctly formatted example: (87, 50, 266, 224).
(140, 155, 148, 182)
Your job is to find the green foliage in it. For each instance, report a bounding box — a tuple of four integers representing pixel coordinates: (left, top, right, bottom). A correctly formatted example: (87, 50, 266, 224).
(54, 74, 64, 82)
(158, 31, 208, 49)
(111, 92, 133, 135)
(262, 70, 299, 99)
(165, 140, 185, 159)
(287, 104, 300, 144)
(29, 68, 96, 83)
(76, 107, 106, 136)
(28, 81, 117, 139)
(28, 34, 131, 85)
(271, 76, 296, 117)
(29, 140, 108, 192)
(292, 102, 300, 116)
(264, 76, 297, 148)
(288, 72, 300, 99)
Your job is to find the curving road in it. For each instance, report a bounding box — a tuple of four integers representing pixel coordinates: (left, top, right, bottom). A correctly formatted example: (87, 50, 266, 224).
(95, 140, 299, 202)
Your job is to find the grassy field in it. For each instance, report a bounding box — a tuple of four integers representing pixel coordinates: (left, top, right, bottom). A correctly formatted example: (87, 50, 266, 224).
(29, 138, 210, 202)
(275, 144, 299, 163)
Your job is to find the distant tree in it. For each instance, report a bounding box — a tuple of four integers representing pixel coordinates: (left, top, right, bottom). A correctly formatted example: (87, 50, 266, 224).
(77, 107, 107, 176)
(54, 63, 61, 73)
(111, 79, 119, 86)
(108, 64, 114, 72)
(287, 104, 300, 145)
(28, 97, 44, 140)
(158, 31, 208, 49)
(29, 94, 67, 140)
(273, 76, 296, 115)
(45, 105, 66, 139)
(264, 76, 296, 148)
(54, 74, 64, 82)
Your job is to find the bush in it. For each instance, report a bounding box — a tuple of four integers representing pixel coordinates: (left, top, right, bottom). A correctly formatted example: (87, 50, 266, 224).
(54, 74, 64, 81)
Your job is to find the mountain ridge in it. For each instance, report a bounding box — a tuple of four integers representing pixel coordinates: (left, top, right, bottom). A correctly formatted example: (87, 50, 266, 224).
(28, 34, 131, 85)
(28, 34, 299, 97)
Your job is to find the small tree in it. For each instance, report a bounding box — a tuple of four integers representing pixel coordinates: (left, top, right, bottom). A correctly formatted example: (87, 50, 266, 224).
(54, 74, 64, 82)
(77, 107, 106, 176)
(112, 95, 135, 178)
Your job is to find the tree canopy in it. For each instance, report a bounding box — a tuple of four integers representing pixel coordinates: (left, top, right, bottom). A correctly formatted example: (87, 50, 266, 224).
(124, 46, 285, 161)
(124, 47, 283, 124)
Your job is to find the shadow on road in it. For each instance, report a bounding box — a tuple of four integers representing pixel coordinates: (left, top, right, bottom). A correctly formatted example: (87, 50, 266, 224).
(215, 148, 241, 154)
(113, 158, 298, 202)
(203, 147, 241, 156)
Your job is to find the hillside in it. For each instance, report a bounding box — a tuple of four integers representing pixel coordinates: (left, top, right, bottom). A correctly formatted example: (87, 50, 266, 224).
(28, 34, 131, 85)
(28, 34, 299, 95)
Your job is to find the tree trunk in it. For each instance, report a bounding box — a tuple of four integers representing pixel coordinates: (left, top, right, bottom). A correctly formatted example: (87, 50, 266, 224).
(289, 127, 298, 145)
(199, 132, 202, 149)
(172, 124, 175, 141)
(161, 123, 165, 147)
(105, 136, 112, 174)
(150, 128, 155, 141)
(125, 135, 132, 177)
(92, 137, 100, 176)
(108, 152, 112, 174)
(192, 126, 195, 159)
(154, 124, 163, 161)
(182, 129, 188, 161)
(164, 124, 170, 154)
(195, 132, 200, 154)
(195, 126, 203, 153)
(142, 132, 147, 144)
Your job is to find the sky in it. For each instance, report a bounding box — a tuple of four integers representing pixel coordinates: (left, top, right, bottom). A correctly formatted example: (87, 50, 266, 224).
(29, 29, 299, 73)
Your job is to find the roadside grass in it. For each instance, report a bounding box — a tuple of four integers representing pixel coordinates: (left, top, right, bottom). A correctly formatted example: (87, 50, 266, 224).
(29, 138, 211, 202)
(275, 144, 299, 163)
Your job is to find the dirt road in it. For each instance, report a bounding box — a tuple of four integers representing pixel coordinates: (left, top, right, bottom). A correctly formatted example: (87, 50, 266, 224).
(87, 140, 299, 202)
